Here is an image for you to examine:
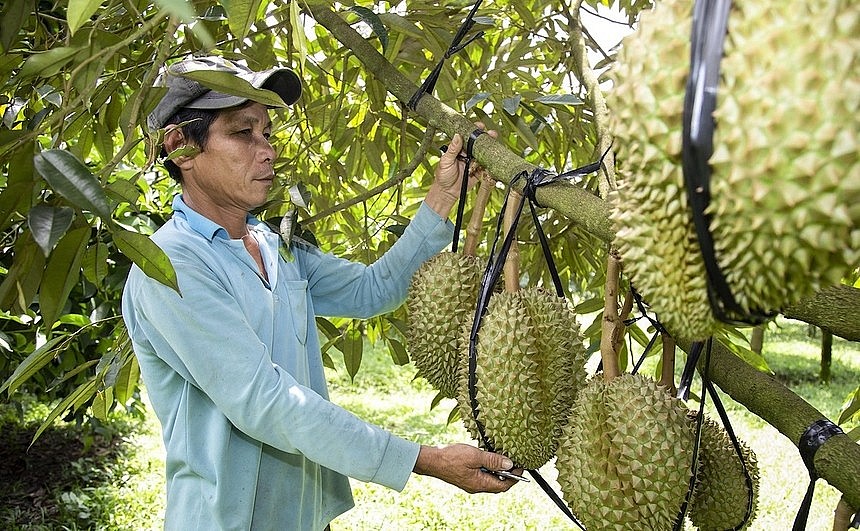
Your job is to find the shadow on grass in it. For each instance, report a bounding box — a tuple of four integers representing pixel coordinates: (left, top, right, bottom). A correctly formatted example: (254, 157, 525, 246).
(0, 414, 138, 529)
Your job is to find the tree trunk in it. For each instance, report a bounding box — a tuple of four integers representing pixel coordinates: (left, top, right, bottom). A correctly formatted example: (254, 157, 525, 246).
(307, 3, 860, 508)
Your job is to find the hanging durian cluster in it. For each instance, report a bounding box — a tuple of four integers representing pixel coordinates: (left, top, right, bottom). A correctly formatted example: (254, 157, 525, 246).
(407, 252, 483, 398)
(689, 414, 760, 531)
(555, 373, 694, 530)
(456, 287, 588, 469)
(608, 0, 860, 340)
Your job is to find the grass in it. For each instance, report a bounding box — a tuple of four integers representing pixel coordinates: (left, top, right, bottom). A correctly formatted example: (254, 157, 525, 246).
(0, 317, 856, 530)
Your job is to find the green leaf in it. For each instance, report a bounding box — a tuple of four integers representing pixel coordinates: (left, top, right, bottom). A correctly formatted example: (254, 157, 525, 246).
(315, 316, 342, 341)
(39, 226, 89, 329)
(222, 0, 263, 39)
(0, 237, 46, 312)
(574, 295, 605, 314)
(31, 378, 98, 445)
(153, 0, 214, 47)
(82, 242, 109, 285)
(34, 149, 112, 218)
(290, 0, 308, 68)
(113, 356, 139, 405)
(533, 94, 584, 106)
(341, 328, 363, 382)
(0, 335, 67, 396)
(112, 228, 180, 293)
(18, 46, 83, 80)
(838, 386, 860, 425)
(28, 204, 74, 257)
(0, 0, 34, 52)
(502, 95, 522, 115)
(348, 6, 389, 52)
(386, 337, 409, 366)
(91, 387, 113, 421)
(67, 0, 103, 36)
(180, 70, 288, 107)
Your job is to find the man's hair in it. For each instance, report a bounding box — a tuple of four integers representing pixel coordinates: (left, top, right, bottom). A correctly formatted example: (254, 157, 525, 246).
(161, 108, 221, 182)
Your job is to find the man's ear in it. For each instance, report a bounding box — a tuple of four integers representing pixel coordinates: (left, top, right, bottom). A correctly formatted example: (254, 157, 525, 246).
(163, 127, 199, 167)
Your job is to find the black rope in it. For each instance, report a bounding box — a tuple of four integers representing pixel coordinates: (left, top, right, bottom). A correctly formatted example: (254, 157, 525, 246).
(793, 419, 845, 531)
(407, 1, 485, 110)
(681, 0, 776, 327)
(705, 379, 756, 530)
(672, 338, 711, 531)
(450, 129, 486, 252)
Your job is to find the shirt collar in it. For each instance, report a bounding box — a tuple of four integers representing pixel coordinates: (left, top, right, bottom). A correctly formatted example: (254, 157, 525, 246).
(171, 194, 265, 242)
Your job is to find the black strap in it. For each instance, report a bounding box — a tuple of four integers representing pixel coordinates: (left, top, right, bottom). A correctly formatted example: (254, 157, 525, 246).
(407, 1, 485, 110)
(673, 338, 711, 531)
(681, 0, 775, 327)
(793, 419, 845, 531)
(451, 129, 486, 252)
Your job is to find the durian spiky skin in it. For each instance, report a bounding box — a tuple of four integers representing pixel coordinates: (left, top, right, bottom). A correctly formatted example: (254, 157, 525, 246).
(689, 415, 760, 531)
(456, 288, 587, 469)
(406, 252, 483, 398)
(555, 373, 694, 531)
(608, 0, 860, 340)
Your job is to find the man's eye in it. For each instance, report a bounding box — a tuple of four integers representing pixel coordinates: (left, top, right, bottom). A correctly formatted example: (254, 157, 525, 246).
(236, 129, 252, 136)
(263, 132, 271, 140)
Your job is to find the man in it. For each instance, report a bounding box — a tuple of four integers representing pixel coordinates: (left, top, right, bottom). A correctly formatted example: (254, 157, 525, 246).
(121, 56, 517, 530)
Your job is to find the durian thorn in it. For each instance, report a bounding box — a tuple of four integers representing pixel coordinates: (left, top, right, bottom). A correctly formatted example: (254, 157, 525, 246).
(832, 496, 856, 531)
(659, 333, 678, 395)
(464, 172, 495, 257)
(503, 190, 523, 293)
(599, 252, 624, 380)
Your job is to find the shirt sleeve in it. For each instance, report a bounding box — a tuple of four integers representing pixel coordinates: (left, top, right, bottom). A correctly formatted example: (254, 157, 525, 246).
(300, 201, 454, 318)
(123, 254, 419, 491)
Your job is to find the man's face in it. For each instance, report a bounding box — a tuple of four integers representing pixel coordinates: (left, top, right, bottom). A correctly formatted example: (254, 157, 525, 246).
(181, 102, 277, 216)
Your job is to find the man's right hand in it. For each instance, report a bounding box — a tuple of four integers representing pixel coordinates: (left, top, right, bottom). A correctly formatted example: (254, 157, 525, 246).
(413, 443, 523, 494)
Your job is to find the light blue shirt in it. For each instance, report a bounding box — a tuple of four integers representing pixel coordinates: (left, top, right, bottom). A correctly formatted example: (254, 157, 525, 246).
(121, 195, 452, 530)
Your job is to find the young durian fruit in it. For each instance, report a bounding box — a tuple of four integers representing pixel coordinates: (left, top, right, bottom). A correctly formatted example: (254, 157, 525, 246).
(688, 414, 760, 531)
(608, 0, 860, 340)
(456, 192, 588, 469)
(406, 177, 494, 398)
(555, 373, 694, 531)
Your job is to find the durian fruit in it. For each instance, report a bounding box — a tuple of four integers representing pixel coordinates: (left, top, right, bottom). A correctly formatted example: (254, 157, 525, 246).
(608, 0, 860, 340)
(555, 373, 695, 530)
(688, 414, 760, 531)
(456, 191, 588, 469)
(457, 287, 587, 469)
(406, 176, 494, 398)
(407, 252, 483, 398)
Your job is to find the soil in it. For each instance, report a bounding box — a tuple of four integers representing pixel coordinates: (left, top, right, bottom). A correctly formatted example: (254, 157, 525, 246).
(0, 420, 121, 523)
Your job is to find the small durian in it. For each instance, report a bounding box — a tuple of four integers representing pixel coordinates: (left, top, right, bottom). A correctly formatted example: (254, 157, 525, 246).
(457, 287, 587, 469)
(555, 373, 694, 530)
(688, 414, 760, 531)
(608, 0, 859, 340)
(407, 252, 483, 398)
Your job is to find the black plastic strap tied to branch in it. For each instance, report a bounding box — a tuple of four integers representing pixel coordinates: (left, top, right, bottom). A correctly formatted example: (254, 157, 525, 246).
(681, 0, 776, 327)
(407, 0, 485, 110)
(793, 419, 845, 531)
(450, 129, 486, 252)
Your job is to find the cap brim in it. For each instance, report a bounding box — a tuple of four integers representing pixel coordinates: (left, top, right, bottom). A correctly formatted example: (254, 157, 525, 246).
(185, 68, 302, 110)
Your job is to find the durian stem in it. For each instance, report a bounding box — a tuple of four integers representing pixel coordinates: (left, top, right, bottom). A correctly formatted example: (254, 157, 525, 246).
(659, 333, 677, 395)
(463, 172, 494, 257)
(599, 252, 624, 380)
(503, 191, 523, 293)
(832, 497, 855, 531)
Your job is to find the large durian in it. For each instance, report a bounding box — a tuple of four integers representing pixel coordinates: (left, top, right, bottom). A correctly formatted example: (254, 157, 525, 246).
(688, 414, 760, 531)
(555, 373, 694, 530)
(407, 252, 483, 398)
(456, 191, 588, 469)
(457, 287, 587, 469)
(406, 177, 494, 398)
(608, 0, 860, 339)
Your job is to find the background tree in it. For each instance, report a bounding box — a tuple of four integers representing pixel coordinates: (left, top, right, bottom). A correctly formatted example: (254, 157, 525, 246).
(0, 0, 857, 510)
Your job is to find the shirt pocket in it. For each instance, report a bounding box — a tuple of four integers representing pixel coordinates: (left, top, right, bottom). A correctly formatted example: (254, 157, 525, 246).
(282, 280, 309, 345)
